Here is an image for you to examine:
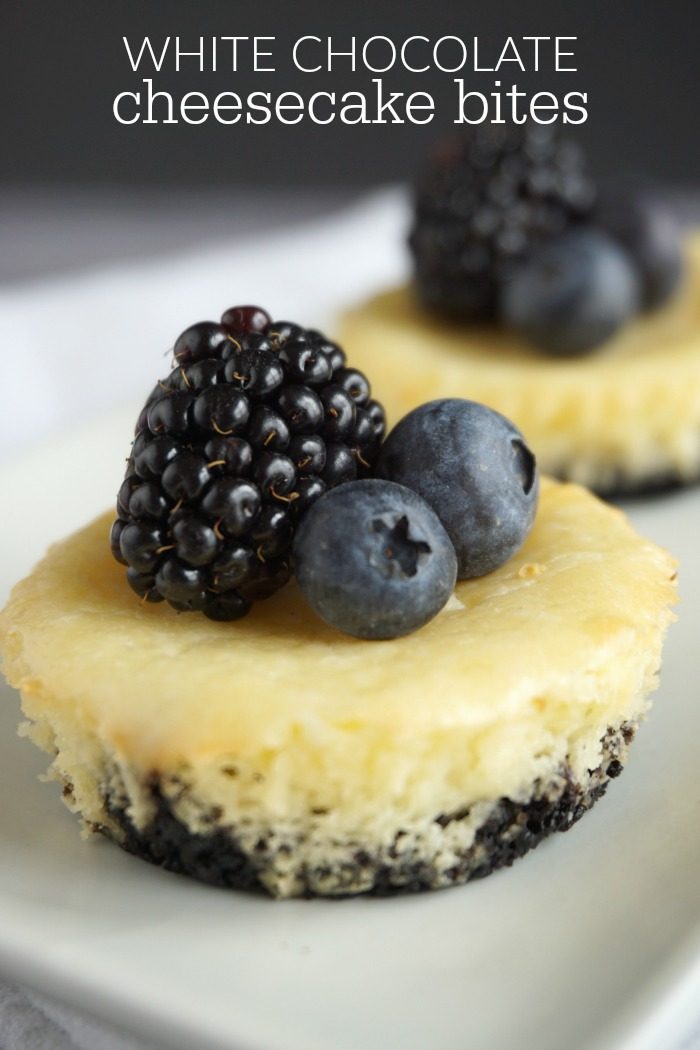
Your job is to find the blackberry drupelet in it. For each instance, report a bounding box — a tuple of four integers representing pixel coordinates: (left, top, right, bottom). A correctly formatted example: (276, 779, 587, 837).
(112, 306, 386, 620)
(409, 123, 596, 321)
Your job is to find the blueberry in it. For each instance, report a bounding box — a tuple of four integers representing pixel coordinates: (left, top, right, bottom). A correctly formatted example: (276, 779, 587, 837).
(594, 187, 683, 310)
(375, 399, 538, 579)
(293, 479, 457, 640)
(499, 229, 640, 355)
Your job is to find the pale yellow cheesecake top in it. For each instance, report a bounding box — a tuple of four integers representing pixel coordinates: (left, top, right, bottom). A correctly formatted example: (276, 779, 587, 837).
(338, 236, 700, 489)
(0, 480, 676, 826)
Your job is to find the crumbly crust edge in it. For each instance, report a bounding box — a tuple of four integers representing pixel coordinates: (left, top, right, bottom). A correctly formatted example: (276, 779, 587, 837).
(89, 722, 635, 899)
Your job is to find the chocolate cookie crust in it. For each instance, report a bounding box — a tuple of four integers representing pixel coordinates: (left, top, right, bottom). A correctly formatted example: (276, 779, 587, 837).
(102, 723, 634, 899)
(561, 467, 698, 501)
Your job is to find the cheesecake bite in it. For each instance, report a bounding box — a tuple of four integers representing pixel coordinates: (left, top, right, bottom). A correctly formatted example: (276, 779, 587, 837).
(0, 481, 676, 896)
(0, 304, 677, 898)
(339, 124, 696, 496)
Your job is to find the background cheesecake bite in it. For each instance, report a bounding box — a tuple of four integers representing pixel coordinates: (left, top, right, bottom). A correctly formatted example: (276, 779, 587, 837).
(0, 480, 676, 898)
(339, 124, 697, 497)
(341, 240, 700, 495)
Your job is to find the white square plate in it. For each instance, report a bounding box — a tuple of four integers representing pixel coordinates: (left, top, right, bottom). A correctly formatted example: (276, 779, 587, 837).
(1, 410, 699, 1050)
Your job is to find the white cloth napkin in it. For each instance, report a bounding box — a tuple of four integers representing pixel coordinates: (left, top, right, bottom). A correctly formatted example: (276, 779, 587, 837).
(0, 982, 159, 1050)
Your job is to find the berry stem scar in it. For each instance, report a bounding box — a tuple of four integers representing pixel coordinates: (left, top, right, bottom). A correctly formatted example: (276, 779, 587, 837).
(212, 420, 234, 436)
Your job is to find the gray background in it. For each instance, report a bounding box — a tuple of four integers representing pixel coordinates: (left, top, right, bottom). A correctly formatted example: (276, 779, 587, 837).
(2, 0, 699, 189)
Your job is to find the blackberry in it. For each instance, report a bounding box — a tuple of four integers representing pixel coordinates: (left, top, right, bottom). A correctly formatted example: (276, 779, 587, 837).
(112, 305, 386, 620)
(409, 123, 597, 321)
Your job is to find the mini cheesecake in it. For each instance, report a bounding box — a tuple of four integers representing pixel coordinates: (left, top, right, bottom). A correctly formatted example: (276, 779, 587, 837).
(339, 235, 700, 497)
(0, 480, 676, 898)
